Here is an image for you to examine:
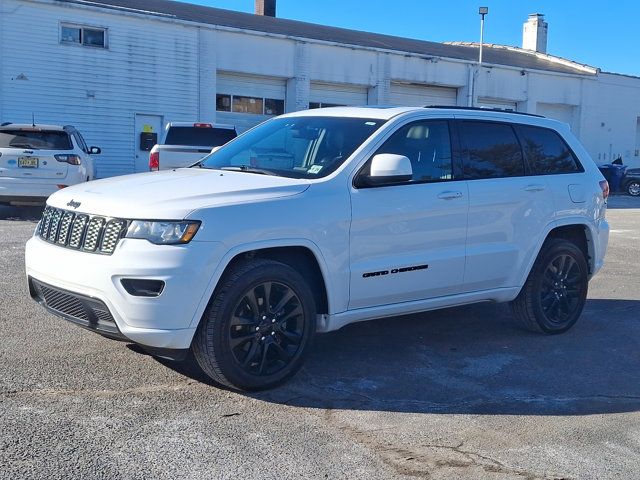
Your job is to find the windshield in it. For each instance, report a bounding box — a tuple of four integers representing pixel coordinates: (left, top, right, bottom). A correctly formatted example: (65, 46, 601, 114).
(0, 130, 72, 150)
(198, 116, 386, 178)
(165, 126, 237, 147)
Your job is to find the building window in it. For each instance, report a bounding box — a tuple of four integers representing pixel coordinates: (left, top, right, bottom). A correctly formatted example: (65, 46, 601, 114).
(309, 102, 344, 109)
(216, 94, 231, 112)
(61, 23, 107, 48)
(216, 94, 285, 116)
(264, 98, 285, 116)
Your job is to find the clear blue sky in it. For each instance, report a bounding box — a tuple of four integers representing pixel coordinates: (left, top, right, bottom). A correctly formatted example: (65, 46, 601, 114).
(187, 0, 640, 76)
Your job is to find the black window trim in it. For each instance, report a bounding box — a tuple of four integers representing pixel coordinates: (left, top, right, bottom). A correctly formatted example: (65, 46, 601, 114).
(455, 119, 528, 181)
(512, 123, 585, 176)
(354, 118, 461, 189)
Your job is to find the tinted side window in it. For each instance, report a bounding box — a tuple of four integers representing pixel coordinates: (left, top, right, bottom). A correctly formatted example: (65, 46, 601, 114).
(165, 127, 237, 147)
(374, 120, 453, 183)
(459, 121, 524, 179)
(517, 125, 582, 174)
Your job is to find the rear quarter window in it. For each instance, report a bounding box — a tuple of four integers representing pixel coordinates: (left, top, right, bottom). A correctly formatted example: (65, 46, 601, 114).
(0, 130, 72, 150)
(516, 125, 583, 175)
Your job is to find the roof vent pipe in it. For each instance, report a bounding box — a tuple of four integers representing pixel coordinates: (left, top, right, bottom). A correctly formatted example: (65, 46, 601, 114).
(255, 0, 276, 17)
(522, 13, 548, 54)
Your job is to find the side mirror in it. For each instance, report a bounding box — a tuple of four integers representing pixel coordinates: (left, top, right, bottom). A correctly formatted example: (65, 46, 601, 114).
(358, 154, 412, 187)
(89, 146, 101, 155)
(210, 146, 221, 154)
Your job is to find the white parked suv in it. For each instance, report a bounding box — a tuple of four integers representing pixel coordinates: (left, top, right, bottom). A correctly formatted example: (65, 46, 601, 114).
(25, 107, 609, 390)
(0, 123, 100, 206)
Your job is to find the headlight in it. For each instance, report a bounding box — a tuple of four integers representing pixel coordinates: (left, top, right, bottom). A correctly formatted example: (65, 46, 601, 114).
(125, 220, 200, 245)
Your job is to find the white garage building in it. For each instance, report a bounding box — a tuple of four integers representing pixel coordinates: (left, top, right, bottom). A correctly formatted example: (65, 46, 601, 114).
(1, 0, 639, 177)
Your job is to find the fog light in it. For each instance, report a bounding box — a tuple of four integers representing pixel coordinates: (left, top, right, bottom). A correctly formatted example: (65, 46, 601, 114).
(121, 279, 165, 297)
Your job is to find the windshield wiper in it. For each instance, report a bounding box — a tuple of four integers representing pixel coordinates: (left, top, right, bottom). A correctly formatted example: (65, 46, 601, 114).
(10, 143, 35, 149)
(221, 166, 277, 176)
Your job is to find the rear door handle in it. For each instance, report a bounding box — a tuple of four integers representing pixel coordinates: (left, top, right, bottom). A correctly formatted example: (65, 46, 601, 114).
(437, 191, 463, 200)
(524, 184, 546, 192)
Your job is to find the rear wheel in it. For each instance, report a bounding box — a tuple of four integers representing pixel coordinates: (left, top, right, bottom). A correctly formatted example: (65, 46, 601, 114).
(192, 259, 316, 391)
(626, 180, 640, 197)
(511, 239, 588, 334)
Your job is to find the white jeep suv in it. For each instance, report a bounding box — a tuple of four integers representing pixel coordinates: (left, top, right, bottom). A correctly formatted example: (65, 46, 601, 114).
(25, 107, 609, 390)
(0, 123, 100, 206)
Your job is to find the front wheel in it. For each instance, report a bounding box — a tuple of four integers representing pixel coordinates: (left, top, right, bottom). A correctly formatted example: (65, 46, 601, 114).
(192, 259, 316, 391)
(510, 239, 588, 334)
(626, 180, 640, 197)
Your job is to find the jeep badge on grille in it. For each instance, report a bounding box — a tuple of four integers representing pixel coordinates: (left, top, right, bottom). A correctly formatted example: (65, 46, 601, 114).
(66, 199, 81, 209)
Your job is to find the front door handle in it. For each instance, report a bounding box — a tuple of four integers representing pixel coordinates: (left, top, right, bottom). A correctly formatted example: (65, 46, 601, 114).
(524, 184, 546, 192)
(437, 191, 463, 200)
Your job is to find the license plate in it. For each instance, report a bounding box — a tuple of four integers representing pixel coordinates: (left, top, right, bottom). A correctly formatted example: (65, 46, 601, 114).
(18, 157, 39, 168)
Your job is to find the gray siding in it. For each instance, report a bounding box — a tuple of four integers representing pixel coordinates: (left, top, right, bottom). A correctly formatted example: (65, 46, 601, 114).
(1, 0, 200, 177)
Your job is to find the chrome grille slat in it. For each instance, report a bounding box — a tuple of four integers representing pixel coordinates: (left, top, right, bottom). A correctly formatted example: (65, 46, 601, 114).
(100, 220, 126, 254)
(83, 217, 105, 252)
(56, 211, 75, 245)
(48, 209, 63, 242)
(37, 207, 126, 255)
(69, 214, 88, 249)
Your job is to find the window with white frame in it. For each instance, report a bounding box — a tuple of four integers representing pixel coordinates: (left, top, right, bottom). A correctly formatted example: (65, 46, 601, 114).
(61, 23, 107, 48)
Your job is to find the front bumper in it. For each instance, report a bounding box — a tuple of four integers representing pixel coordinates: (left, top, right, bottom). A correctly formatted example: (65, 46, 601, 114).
(26, 235, 225, 349)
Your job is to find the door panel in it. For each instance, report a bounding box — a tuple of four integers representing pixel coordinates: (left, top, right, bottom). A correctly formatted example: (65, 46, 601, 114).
(349, 182, 469, 309)
(464, 176, 553, 290)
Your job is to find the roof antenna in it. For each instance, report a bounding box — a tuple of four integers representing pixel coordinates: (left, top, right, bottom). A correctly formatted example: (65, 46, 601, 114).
(32, 113, 36, 127)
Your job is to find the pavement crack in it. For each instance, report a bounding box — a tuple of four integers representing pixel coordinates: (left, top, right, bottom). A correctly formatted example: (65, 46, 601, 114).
(321, 409, 570, 479)
(0, 382, 194, 398)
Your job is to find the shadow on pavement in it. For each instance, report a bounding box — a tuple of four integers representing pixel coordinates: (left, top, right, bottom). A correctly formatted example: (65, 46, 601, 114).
(607, 194, 640, 209)
(0, 205, 43, 221)
(158, 298, 640, 416)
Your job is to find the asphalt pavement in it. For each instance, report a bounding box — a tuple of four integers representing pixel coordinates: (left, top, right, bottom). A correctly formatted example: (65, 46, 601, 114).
(1, 196, 639, 479)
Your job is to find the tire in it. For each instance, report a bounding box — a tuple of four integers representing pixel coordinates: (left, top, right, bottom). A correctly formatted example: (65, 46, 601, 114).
(510, 238, 588, 334)
(626, 180, 640, 197)
(192, 259, 316, 391)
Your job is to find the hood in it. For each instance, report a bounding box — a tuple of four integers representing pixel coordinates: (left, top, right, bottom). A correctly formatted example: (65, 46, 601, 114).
(47, 168, 310, 219)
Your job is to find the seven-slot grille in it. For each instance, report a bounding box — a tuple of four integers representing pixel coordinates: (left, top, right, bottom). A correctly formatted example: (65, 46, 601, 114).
(38, 206, 128, 255)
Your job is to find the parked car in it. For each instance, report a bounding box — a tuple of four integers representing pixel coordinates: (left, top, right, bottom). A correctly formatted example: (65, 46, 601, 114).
(0, 123, 99, 206)
(149, 122, 236, 171)
(597, 164, 640, 196)
(622, 168, 640, 196)
(25, 106, 609, 391)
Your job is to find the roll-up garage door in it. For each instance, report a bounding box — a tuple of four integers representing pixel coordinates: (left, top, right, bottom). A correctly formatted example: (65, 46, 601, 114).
(389, 83, 457, 107)
(536, 103, 576, 131)
(216, 72, 287, 133)
(309, 82, 369, 108)
(477, 98, 517, 111)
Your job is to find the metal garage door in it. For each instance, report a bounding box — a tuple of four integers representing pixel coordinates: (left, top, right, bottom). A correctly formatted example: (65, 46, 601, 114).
(309, 82, 369, 108)
(389, 83, 457, 107)
(477, 98, 517, 111)
(536, 103, 576, 131)
(216, 72, 287, 133)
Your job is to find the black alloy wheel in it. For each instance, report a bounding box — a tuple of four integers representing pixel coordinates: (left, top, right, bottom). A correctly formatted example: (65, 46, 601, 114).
(539, 253, 583, 326)
(228, 281, 305, 376)
(193, 259, 316, 391)
(511, 238, 588, 334)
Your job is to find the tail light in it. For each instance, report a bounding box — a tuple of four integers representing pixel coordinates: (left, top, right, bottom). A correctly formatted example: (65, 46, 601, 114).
(194, 123, 212, 128)
(599, 180, 609, 200)
(54, 154, 81, 165)
(149, 151, 159, 171)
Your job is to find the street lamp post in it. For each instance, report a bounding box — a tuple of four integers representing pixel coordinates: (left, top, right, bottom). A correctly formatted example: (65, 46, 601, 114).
(479, 7, 488, 65)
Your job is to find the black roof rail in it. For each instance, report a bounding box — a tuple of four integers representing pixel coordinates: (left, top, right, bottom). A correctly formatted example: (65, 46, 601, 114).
(424, 105, 544, 118)
(0, 122, 12, 126)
